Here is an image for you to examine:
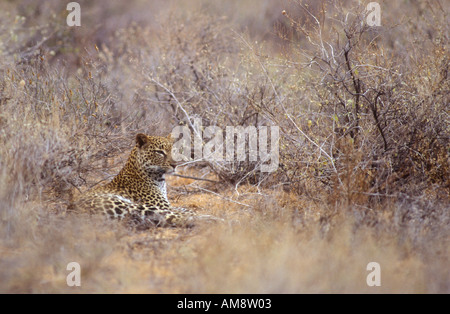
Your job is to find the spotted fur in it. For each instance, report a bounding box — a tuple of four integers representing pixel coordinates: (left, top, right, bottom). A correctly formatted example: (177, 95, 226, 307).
(73, 133, 195, 227)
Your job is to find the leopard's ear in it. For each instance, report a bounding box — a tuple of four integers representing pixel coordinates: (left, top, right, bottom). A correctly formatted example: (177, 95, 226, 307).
(166, 133, 173, 140)
(136, 133, 149, 148)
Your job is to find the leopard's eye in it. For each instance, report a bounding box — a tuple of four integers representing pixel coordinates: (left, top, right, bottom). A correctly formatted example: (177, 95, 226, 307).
(155, 150, 166, 157)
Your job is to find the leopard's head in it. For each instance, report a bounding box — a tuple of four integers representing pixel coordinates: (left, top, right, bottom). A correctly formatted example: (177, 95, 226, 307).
(134, 133, 177, 177)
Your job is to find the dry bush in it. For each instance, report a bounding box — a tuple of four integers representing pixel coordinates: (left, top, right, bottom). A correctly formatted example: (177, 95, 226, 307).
(267, 1, 449, 203)
(96, 10, 284, 186)
(0, 3, 170, 244)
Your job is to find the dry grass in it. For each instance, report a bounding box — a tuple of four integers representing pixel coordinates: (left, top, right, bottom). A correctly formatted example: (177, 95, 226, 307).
(0, 0, 448, 293)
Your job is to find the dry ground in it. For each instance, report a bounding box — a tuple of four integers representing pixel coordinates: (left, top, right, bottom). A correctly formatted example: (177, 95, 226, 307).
(1, 166, 447, 293)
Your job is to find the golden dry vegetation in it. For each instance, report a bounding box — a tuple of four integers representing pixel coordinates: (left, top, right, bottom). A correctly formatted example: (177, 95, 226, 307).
(0, 0, 448, 293)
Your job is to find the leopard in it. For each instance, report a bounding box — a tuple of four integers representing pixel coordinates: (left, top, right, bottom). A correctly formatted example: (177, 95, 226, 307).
(72, 133, 198, 228)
